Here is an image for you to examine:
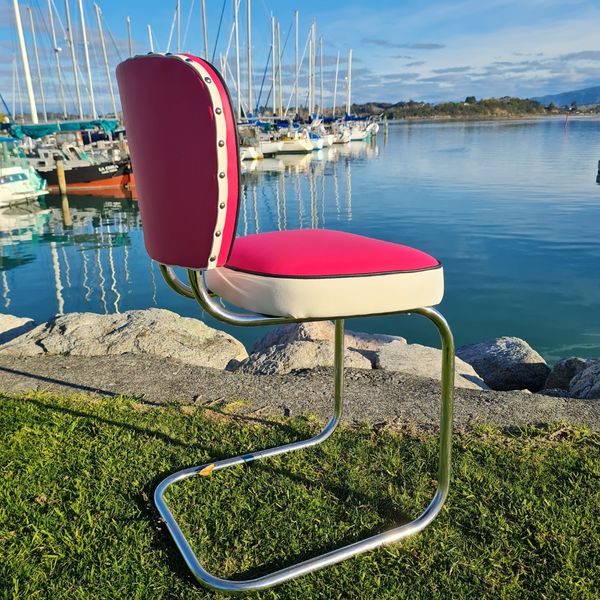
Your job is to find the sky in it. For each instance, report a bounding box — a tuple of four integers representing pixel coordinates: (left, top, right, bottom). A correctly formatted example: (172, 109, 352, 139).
(1, 0, 600, 118)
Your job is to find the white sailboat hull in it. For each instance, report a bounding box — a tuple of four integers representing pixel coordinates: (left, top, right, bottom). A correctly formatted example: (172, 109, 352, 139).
(321, 134, 335, 147)
(278, 139, 313, 154)
(241, 147, 264, 160)
(259, 140, 284, 156)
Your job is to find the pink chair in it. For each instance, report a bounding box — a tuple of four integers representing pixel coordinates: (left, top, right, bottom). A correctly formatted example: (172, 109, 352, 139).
(117, 53, 455, 594)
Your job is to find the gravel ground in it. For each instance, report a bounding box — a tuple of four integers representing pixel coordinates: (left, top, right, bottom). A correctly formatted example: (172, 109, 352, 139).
(1, 354, 599, 432)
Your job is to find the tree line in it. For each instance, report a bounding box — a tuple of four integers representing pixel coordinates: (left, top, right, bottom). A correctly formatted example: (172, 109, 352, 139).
(348, 97, 568, 119)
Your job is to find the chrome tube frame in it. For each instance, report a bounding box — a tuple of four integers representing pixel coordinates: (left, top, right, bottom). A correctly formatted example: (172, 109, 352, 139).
(154, 267, 455, 594)
(159, 265, 195, 299)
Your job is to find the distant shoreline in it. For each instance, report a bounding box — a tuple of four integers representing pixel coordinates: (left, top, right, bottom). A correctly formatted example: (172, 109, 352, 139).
(382, 114, 600, 124)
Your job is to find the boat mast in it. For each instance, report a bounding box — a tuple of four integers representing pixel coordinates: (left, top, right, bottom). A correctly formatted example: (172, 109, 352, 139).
(271, 15, 275, 116)
(346, 49, 352, 117)
(308, 23, 312, 114)
(311, 21, 316, 115)
(12, 0, 38, 123)
(147, 25, 153, 52)
(27, 6, 47, 122)
(332, 50, 339, 118)
(78, 0, 97, 118)
(277, 21, 282, 117)
(295, 10, 298, 116)
(319, 35, 323, 117)
(177, 0, 180, 53)
(95, 4, 117, 118)
(65, 0, 83, 118)
(201, 0, 208, 60)
(247, 0, 251, 115)
(12, 55, 16, 116)
(127, 16, 132, 57)
(47, 0, 67, 119)
(234, 0, 241, 120)
(13, 54, 25, 119)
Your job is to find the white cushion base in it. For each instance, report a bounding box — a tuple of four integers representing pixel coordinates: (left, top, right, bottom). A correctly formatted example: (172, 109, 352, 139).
(205, 266, 444, 319)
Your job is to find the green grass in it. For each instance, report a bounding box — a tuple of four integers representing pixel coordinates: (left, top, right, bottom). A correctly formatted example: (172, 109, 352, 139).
(1, 391, 600, 599)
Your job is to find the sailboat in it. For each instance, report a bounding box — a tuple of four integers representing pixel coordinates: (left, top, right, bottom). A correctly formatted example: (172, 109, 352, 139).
(278, 120, 313, 154)
(238, 128, 264, 160)
(0, 137, 48, 205)
(5, 0, 135, 196)
(25, 128, 134, 193)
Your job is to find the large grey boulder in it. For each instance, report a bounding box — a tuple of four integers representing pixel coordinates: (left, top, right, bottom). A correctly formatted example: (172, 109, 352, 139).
(456, 337, 550, 392)
(374, 341, 489, 390)
(0, 309, 247, 370)
(0, 314, 36, 345)
(252, 321, 406, 364)
(233, 340, 372, 375)
(544, 357, 600, 392)
(570, 363, 600, 399)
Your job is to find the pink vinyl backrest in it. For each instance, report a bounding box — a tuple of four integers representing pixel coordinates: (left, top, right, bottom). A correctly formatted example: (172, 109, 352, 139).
(116, 54, 240, 269)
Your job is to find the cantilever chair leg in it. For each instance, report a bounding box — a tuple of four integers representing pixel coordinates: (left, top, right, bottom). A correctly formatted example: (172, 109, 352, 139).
(153, 288, 455, 594)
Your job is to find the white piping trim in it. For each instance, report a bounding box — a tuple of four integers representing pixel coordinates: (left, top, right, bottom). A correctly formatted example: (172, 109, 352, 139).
(126, 53, 230, 270)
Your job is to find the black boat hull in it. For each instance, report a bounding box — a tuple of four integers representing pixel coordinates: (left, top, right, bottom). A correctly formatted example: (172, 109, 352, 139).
(39, 160, 134, 191)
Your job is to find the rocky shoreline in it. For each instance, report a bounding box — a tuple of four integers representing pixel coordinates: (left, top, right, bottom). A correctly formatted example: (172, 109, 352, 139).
(0, 309, 599, 431)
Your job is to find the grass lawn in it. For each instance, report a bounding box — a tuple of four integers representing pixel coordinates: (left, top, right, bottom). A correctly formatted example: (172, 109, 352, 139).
(1, 391, 599, 599)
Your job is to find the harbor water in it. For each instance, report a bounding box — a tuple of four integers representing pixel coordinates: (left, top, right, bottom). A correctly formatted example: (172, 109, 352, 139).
(2, 116, 600, 364)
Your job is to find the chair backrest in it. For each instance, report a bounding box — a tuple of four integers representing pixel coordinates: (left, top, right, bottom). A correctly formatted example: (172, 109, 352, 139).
(116, 54, 240, 270)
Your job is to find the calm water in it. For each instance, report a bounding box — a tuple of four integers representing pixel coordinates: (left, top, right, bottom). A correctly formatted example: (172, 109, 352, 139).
(2, 116, 600, 363)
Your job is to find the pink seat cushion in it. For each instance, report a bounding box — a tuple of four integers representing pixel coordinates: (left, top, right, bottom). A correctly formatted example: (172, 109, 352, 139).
(205, 229, 444, 318)
(225, 229, 440, 277)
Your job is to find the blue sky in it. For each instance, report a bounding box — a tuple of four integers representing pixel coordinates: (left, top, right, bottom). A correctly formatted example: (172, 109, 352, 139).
(2, 0, 600, 117)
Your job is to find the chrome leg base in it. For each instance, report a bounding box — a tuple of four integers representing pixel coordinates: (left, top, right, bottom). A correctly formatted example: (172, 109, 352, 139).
(154, 311, 454, 594)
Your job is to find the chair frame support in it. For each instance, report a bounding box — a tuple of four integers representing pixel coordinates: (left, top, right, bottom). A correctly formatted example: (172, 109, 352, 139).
(154, 266, 455, 594)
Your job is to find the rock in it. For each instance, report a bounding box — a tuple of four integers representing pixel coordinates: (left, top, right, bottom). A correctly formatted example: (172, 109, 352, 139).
(544, 357, 600, 391)
(233, 340, 372, 375)
(456, 337, 550, 392)
(251, 321, 406, 364)
(0, 309, 247, 370)
(570, 363, 600, 399)
(538, 388, 571, 398)
(374, 341, 489, 390)
(0, 315, 36, 345)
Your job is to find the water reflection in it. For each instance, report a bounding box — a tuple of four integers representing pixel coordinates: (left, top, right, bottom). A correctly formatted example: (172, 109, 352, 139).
(0, 202, 52, 273)
(0, 140, 373, 330)
(3, 121, 599, 362)
(238, 140, 372, 233)
(0, 194, 141, 318)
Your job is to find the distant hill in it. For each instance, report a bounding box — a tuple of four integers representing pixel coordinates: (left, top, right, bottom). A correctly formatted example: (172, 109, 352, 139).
(350, 97, 547, 119)
(531, 86, 600, 107)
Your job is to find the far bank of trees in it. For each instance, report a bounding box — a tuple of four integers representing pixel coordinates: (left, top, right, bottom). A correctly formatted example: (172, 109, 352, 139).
(346, 97, 573, 119)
